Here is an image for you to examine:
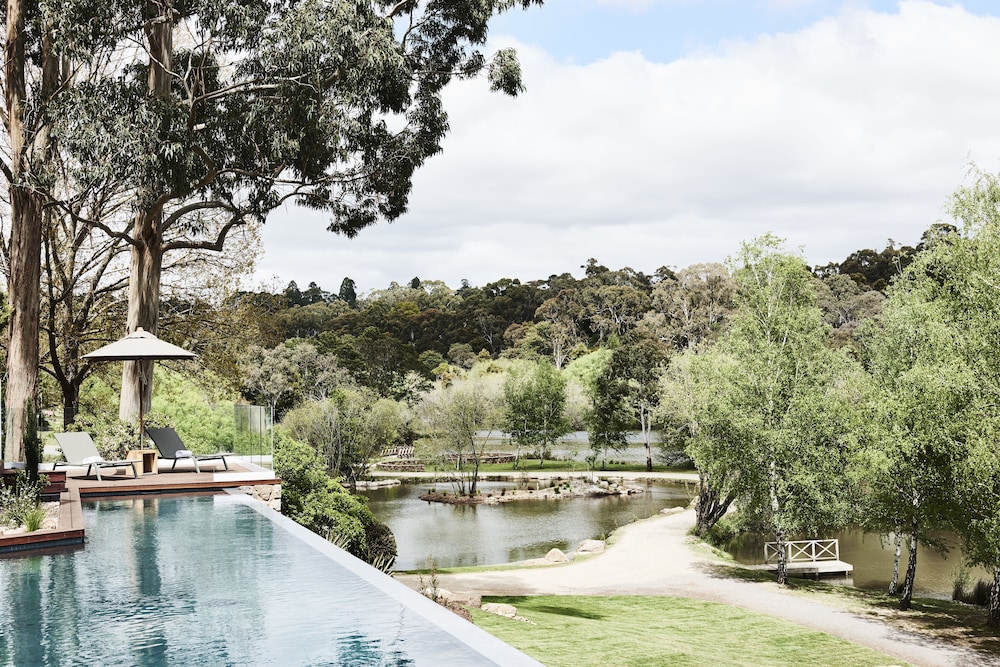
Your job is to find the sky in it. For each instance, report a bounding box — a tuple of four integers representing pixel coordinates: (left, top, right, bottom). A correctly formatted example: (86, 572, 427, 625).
(253, 0, 1000, 295)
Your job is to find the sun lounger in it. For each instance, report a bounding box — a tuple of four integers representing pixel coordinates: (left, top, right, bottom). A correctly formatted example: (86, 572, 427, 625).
(52, 432, 138, 481)
(145, 427, 229, 473)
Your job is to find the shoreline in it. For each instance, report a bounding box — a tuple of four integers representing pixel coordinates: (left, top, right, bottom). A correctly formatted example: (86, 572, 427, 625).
(418, 478, 647, 505)
(395, 509, 990, 667)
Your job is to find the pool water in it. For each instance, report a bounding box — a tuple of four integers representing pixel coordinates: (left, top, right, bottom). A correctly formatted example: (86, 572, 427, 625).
(0, 494, 539, 666)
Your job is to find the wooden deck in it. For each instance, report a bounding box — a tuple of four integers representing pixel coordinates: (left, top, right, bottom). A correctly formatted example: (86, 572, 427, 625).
(63, 459, 279, 497)
(751, 560, 854, 577)
(1, 458, 279, 555)
(754, 538, 854, 578)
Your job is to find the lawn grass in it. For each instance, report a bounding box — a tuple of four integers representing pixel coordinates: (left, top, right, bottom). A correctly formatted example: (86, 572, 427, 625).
(695, 563, 1000, 657)
(470, 595, 907, 667)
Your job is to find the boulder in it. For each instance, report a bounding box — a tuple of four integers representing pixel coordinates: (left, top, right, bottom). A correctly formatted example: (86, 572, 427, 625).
(522, 557, 552, 567)
(481, 603, 518, 618)
(436, 588, 481, 608)
(544, 548, 569, 563)
(577, 539, 605, 554)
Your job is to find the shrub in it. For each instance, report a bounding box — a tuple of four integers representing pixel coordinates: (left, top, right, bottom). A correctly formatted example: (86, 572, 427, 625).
(0, 472, 46, 528)
(22, 505, 49, 532)
(274, 433, 397, 570)
(70, 412, 174, 460)
(953, 567, 970, 603)
(700, 516, 738, 548)
(972, 580, 992, 606)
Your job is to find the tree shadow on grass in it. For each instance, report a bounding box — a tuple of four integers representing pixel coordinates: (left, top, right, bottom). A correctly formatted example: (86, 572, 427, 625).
(485, 596, 606, 620)
(531, 606, 605, 620)
(875, 597, 1000, 658)
(697, 563, 1000, 659)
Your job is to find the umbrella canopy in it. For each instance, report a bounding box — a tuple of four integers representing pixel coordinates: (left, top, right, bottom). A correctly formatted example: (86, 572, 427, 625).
(83, 328, 197, 453)
(83, 328, 197, 362)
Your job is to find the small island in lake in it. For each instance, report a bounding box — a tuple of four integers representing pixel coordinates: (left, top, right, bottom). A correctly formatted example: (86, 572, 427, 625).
(419, 478, 644, 505)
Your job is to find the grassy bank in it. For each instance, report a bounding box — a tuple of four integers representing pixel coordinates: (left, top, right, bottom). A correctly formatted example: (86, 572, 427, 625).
(470, 595, 905, 667)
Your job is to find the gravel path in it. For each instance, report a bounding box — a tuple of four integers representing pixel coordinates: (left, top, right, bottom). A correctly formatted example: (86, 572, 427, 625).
(396, 509, 992, 667)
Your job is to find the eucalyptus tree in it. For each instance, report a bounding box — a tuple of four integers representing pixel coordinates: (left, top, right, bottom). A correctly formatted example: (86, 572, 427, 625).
(581, 284, 649, 342)
(640, 263, 735, 350)
(37, 209, 130, 427)
(684, 236, 862, 584)
(617, 333, 668, 472)
(584, 354, 630, 470)
(534, 289, 583, 369)
(587, 332, 668, 472)
(2, 0, 68, 457)
(6, 0, 543, 441)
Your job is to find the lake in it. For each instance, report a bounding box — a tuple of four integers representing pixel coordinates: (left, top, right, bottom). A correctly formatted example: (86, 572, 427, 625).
(361, 480, 696, 571)
(725, 529, 987, 599)
(364, 479, 985, 598)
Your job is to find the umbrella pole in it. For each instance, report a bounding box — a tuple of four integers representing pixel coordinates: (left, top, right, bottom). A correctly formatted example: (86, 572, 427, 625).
(138, 377, 145, 451)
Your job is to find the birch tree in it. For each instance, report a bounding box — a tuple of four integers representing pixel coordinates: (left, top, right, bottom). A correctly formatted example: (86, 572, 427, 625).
(684, 235, 861, 584)
(502, 361, 569, 469)
(916, 167, 1000, 624)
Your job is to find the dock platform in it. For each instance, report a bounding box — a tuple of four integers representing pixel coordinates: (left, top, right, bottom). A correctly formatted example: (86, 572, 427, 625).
(757, 538, 853, 578)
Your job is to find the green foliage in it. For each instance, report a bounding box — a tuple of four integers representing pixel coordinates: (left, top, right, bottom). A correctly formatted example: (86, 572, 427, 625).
(70, 411, 175, 460)
(584, 352, 630, 469)
(681, 236, 863, 581)
(0, 472, 46, 529)
(699, 515, 739, 548)
(151, 367, 241, 453)
(502, 361, 570, 467)
(280, 388, 404, 489)
(274, 433, 396, 570)
(419, 379, 500, 495)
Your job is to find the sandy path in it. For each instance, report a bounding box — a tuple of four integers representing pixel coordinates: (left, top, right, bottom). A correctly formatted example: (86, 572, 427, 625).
(396, 509, 990, 667)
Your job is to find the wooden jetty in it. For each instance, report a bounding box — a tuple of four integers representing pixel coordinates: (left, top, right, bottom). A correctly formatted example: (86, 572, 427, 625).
(756, 539, 853, 578)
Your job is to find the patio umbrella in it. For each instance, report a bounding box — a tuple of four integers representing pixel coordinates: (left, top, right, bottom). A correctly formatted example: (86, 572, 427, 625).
(83, 328, 198, 448)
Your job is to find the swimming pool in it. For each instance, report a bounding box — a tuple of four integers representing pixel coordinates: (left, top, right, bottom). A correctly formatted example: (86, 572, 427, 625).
(0, 493, 541, 666)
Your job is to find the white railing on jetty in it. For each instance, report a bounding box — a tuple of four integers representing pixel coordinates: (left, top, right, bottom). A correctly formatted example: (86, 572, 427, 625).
(764, 539, 840, 564)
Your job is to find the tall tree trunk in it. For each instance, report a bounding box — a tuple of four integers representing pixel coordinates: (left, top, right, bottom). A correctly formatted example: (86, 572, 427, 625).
(121, 2, 173, 424)
(774, 526, 788, 586)
(888, 525, 902, 596)
(899, 519, 919, 611)
(642, 406, 652, 473)
(120, 213, 163, 423)
(695, 476, 734, 536)
(988, 569, 1000, 628)
(4, 190, 43, 463)
(769, 458, 788, 585)
(3, 0, 44, 464)
(60, 380, 80, 428)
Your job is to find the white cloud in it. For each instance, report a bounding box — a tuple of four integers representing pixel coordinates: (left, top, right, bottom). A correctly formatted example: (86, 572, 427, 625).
(257, 1, 1000, 293)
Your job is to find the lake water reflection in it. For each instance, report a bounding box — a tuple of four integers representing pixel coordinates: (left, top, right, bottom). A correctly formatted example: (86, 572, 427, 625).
(725, 529, 987, 598)
(362, 480, 696, 571)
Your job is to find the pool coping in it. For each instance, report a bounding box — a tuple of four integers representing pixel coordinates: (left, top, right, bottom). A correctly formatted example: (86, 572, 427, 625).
(0, 486, 85, 555)
(226, 490, 546, 667)
(1, 459, 280, 555)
